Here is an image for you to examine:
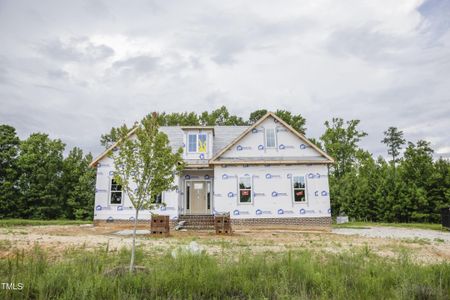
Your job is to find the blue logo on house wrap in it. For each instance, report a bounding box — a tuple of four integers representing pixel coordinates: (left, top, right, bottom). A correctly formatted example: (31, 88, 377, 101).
(300, 144, 307, 149)
(252, 128, 258, 133)
(300, 208, 306, 215)
(109, 171, 114, 176)
(222, 174, 228, 179)
(185, 175, 191, 179)
(204, 175, 210, 179)
(107, 216, 114, 222)
(117, 206, 123, 211)
(228, 192, 236, 198)
(279, 144, 294, 149)
(272, 191, 287, 197)
(287, 173, 292, 179)
(258, 145, 264, 150)
(96, 205, 102, 211)
(233, 210, 240, 216)
(277, 209, 284, 215)
(256, 209, 262, 215)
(266, 173, 281, 179)
(321, 191, 328, 196)
(237, 145, 251, 151)
(129, 216, 135, 221)
(199, 153, 205, 160)
(328, 208, 332, 214)
(160, 206, 166, 211)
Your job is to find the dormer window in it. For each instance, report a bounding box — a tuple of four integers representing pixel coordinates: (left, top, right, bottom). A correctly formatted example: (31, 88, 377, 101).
(187, 132, 208, 153)
(265, 128, 277, 148)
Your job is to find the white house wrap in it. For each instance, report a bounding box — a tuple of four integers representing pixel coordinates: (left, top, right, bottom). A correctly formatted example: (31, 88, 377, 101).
(90, 112, 334, 227)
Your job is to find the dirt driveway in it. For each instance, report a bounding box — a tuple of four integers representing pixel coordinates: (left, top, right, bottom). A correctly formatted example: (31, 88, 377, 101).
(1, 225, 449, 264)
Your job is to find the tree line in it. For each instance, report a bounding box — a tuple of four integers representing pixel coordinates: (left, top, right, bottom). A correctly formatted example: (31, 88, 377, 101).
(0, 125, 95, 220)
(1, 106, 449, 222)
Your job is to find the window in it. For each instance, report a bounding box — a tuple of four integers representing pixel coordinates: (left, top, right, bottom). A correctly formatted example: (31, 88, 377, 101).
(265, 128, 276, 148)
(188, 134, 197, 152)
(187, 133, 208, 153)
(207, 181, 211, 210)
(186, 182, 191, 210)
(293, 176, 306, 202)
(110, 179, 122, 204)
(153, 193, 162, 204)
(198, 134, 207, 153)
(239, 177, 252, 203)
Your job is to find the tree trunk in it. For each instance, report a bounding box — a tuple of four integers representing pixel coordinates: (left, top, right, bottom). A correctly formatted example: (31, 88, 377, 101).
(129, 208, 139, 273)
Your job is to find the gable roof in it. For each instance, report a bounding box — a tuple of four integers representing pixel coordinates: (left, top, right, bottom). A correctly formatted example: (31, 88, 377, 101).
(209, 112, 334, 164)
(89, 125, 249, 167)
(89, 112, 334, 167)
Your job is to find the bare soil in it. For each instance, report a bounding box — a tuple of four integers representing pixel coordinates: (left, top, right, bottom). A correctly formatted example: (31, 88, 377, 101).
(1, 225, 449, 264)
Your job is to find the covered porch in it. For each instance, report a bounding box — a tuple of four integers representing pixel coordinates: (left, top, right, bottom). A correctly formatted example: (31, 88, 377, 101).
(179, 168, 214, 215)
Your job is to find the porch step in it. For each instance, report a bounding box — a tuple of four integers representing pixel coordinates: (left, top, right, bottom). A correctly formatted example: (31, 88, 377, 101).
(178, 214, 215, 230)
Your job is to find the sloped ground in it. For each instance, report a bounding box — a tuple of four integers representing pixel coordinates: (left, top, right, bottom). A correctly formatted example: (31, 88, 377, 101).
(0, 224, 449, 264)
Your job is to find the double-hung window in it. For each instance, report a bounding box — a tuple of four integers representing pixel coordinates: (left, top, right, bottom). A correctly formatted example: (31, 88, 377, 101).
(292, 176, 306, 203)
(239, 177, 252, 203)
(188, 134, 197, 153)
(265, 128, 276, 148)
(110, 179, 122, 204)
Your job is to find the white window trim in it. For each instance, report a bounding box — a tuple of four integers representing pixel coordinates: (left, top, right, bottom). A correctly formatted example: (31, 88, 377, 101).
(238, 175, 253, 205)
(265, 128, 277, 149)
(292, 175, 307, 204)
(187, 132, 210, 154)
(109, 178, 123, 205)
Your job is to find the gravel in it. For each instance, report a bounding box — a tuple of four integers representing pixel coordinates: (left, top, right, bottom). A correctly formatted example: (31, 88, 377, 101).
(333, 227, 450, 242)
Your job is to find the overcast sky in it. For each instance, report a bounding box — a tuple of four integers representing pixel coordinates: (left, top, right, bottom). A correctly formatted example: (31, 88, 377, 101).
(0, 0, 449, 159)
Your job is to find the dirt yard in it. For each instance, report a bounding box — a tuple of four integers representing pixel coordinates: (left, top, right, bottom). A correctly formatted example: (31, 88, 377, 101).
(1, 225, 449, 264)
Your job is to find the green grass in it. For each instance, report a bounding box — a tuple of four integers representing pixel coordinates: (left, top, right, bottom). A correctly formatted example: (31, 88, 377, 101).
(0, 219, 92, 227)
(333, 221, 445, 231)
(1, 246, 449, 299)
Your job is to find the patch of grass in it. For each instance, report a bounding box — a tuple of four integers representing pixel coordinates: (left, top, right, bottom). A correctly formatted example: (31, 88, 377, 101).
(0, 240, 12, 251)
(333, 221, 444, 231)
(1, 245, 449, 299)
(0, 219, 92, 227)
(402, 237, 431, 245)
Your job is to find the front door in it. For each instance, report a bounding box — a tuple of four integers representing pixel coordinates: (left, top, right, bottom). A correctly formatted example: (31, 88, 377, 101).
(188, 181, 208, 214)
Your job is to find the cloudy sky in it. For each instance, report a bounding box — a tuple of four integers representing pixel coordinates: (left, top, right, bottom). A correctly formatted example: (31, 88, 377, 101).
(0, 0, 449, 159)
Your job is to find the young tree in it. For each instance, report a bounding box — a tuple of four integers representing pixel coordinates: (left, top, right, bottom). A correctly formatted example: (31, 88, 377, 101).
(0, 125, 20, 218)
(111, 113, 184, 272)
(381, 127, 406, 167)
